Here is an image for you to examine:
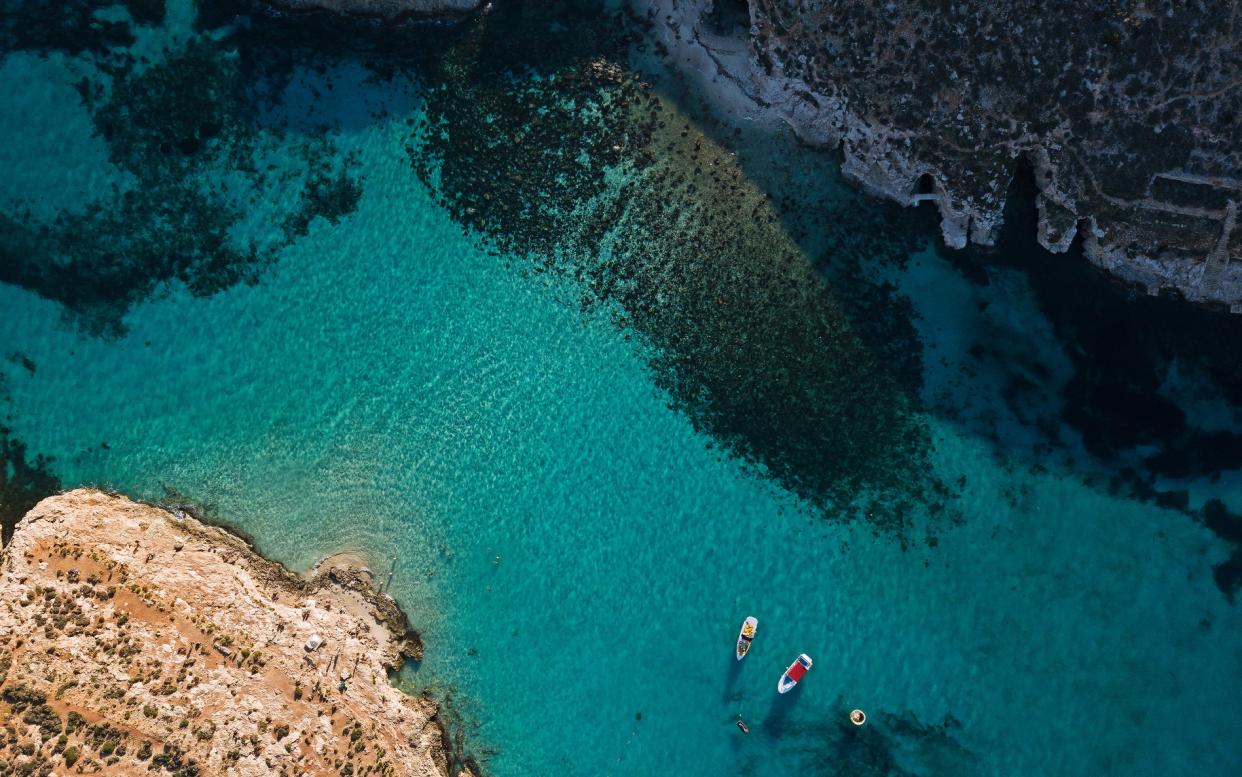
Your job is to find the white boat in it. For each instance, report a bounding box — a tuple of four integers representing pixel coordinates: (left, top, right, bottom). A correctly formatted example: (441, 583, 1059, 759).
(735, 616, 758, 660)
(777, 653, 812, 693)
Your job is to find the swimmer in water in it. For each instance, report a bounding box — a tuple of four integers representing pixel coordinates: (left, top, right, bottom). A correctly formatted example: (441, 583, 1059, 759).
(736, 718, 749, 734)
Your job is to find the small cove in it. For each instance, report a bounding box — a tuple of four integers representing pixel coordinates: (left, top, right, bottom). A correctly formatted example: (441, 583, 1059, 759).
(1, 3, 1241, 775)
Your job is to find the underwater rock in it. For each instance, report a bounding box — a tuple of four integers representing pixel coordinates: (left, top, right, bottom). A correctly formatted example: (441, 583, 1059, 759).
(265, 0, 485, 20)
(645, 0, 1242, 308)
(0, 427, 60, 546)
(0, 31, 365, 335)
(408, 2, 940, 530)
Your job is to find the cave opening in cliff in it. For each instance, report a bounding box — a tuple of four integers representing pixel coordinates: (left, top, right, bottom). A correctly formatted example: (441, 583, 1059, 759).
(706, 0, 751, 36)
(916, 172, 936, 195)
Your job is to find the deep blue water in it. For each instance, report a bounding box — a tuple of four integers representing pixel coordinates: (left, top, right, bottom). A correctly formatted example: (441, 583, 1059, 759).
(2, 3, 1242, 776)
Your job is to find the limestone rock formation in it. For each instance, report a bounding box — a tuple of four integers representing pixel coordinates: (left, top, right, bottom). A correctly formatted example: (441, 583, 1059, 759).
(645, 0, 1242, 308)
(0, 489, 449, 776)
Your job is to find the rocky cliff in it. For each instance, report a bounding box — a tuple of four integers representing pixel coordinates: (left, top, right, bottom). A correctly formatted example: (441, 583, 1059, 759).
(644, 0, 1242, 308)
(0, 489, 451, 777)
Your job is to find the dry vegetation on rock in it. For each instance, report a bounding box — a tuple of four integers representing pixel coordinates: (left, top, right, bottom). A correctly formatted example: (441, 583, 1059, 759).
(0, 490, 448, 777)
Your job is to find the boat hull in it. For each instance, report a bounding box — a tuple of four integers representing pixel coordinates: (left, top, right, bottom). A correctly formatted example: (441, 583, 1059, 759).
(735, 616, 758, 661)
(777, 653, 812, 693)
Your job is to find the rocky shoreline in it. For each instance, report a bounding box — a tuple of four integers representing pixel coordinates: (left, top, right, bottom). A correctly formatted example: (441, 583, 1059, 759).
(247, 0, 1239, 307)
(0, 489, 464, 776)
(640, 0, 1241, 309)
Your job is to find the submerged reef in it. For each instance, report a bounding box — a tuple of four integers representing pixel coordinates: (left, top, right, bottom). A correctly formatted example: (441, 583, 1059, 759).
(755, 701, 976, 777)
(0, 0, 154, 54)
(265, 0, 485, 20)
(646, 0, 1242, 308)
(0, 3, 364, 335)
(408, 2, 941, 530)
(0, 489, 455, 776)
(0, 427, 59, 546)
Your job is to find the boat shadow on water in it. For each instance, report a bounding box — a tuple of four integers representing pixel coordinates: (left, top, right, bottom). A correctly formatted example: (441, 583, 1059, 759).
(721, 653, 745, 703)
(761, 687, 803, 735)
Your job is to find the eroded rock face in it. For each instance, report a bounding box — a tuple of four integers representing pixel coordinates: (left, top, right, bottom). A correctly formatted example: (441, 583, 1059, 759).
(0, 490, 448, 776)
(646, 0, 1241, 308)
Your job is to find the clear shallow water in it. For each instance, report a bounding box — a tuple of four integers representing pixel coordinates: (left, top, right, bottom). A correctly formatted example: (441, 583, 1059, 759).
(2, 4, 1242, 776)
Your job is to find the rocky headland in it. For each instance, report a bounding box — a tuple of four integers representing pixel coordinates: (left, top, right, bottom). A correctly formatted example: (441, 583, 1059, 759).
(642, 1, 1241, 308)
(0, 489, 460, 777)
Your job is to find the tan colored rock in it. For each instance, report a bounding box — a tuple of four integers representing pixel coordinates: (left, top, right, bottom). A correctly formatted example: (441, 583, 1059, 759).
(0, 489, 449, 777)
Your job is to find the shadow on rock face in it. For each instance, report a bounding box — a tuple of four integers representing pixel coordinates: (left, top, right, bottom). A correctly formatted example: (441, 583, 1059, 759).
(925, 161, 1242, 600)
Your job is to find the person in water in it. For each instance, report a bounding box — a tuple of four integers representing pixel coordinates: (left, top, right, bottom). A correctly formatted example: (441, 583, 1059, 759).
(736, 718, 749, 734)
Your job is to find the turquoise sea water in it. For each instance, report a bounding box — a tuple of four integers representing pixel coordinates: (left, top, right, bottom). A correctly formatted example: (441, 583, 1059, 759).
(3, 3, 1242, 776)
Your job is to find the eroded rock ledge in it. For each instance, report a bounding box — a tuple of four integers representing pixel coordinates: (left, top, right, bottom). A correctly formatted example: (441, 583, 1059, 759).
(0, 489, 453, 776)
(644, 0, 1242, 308)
